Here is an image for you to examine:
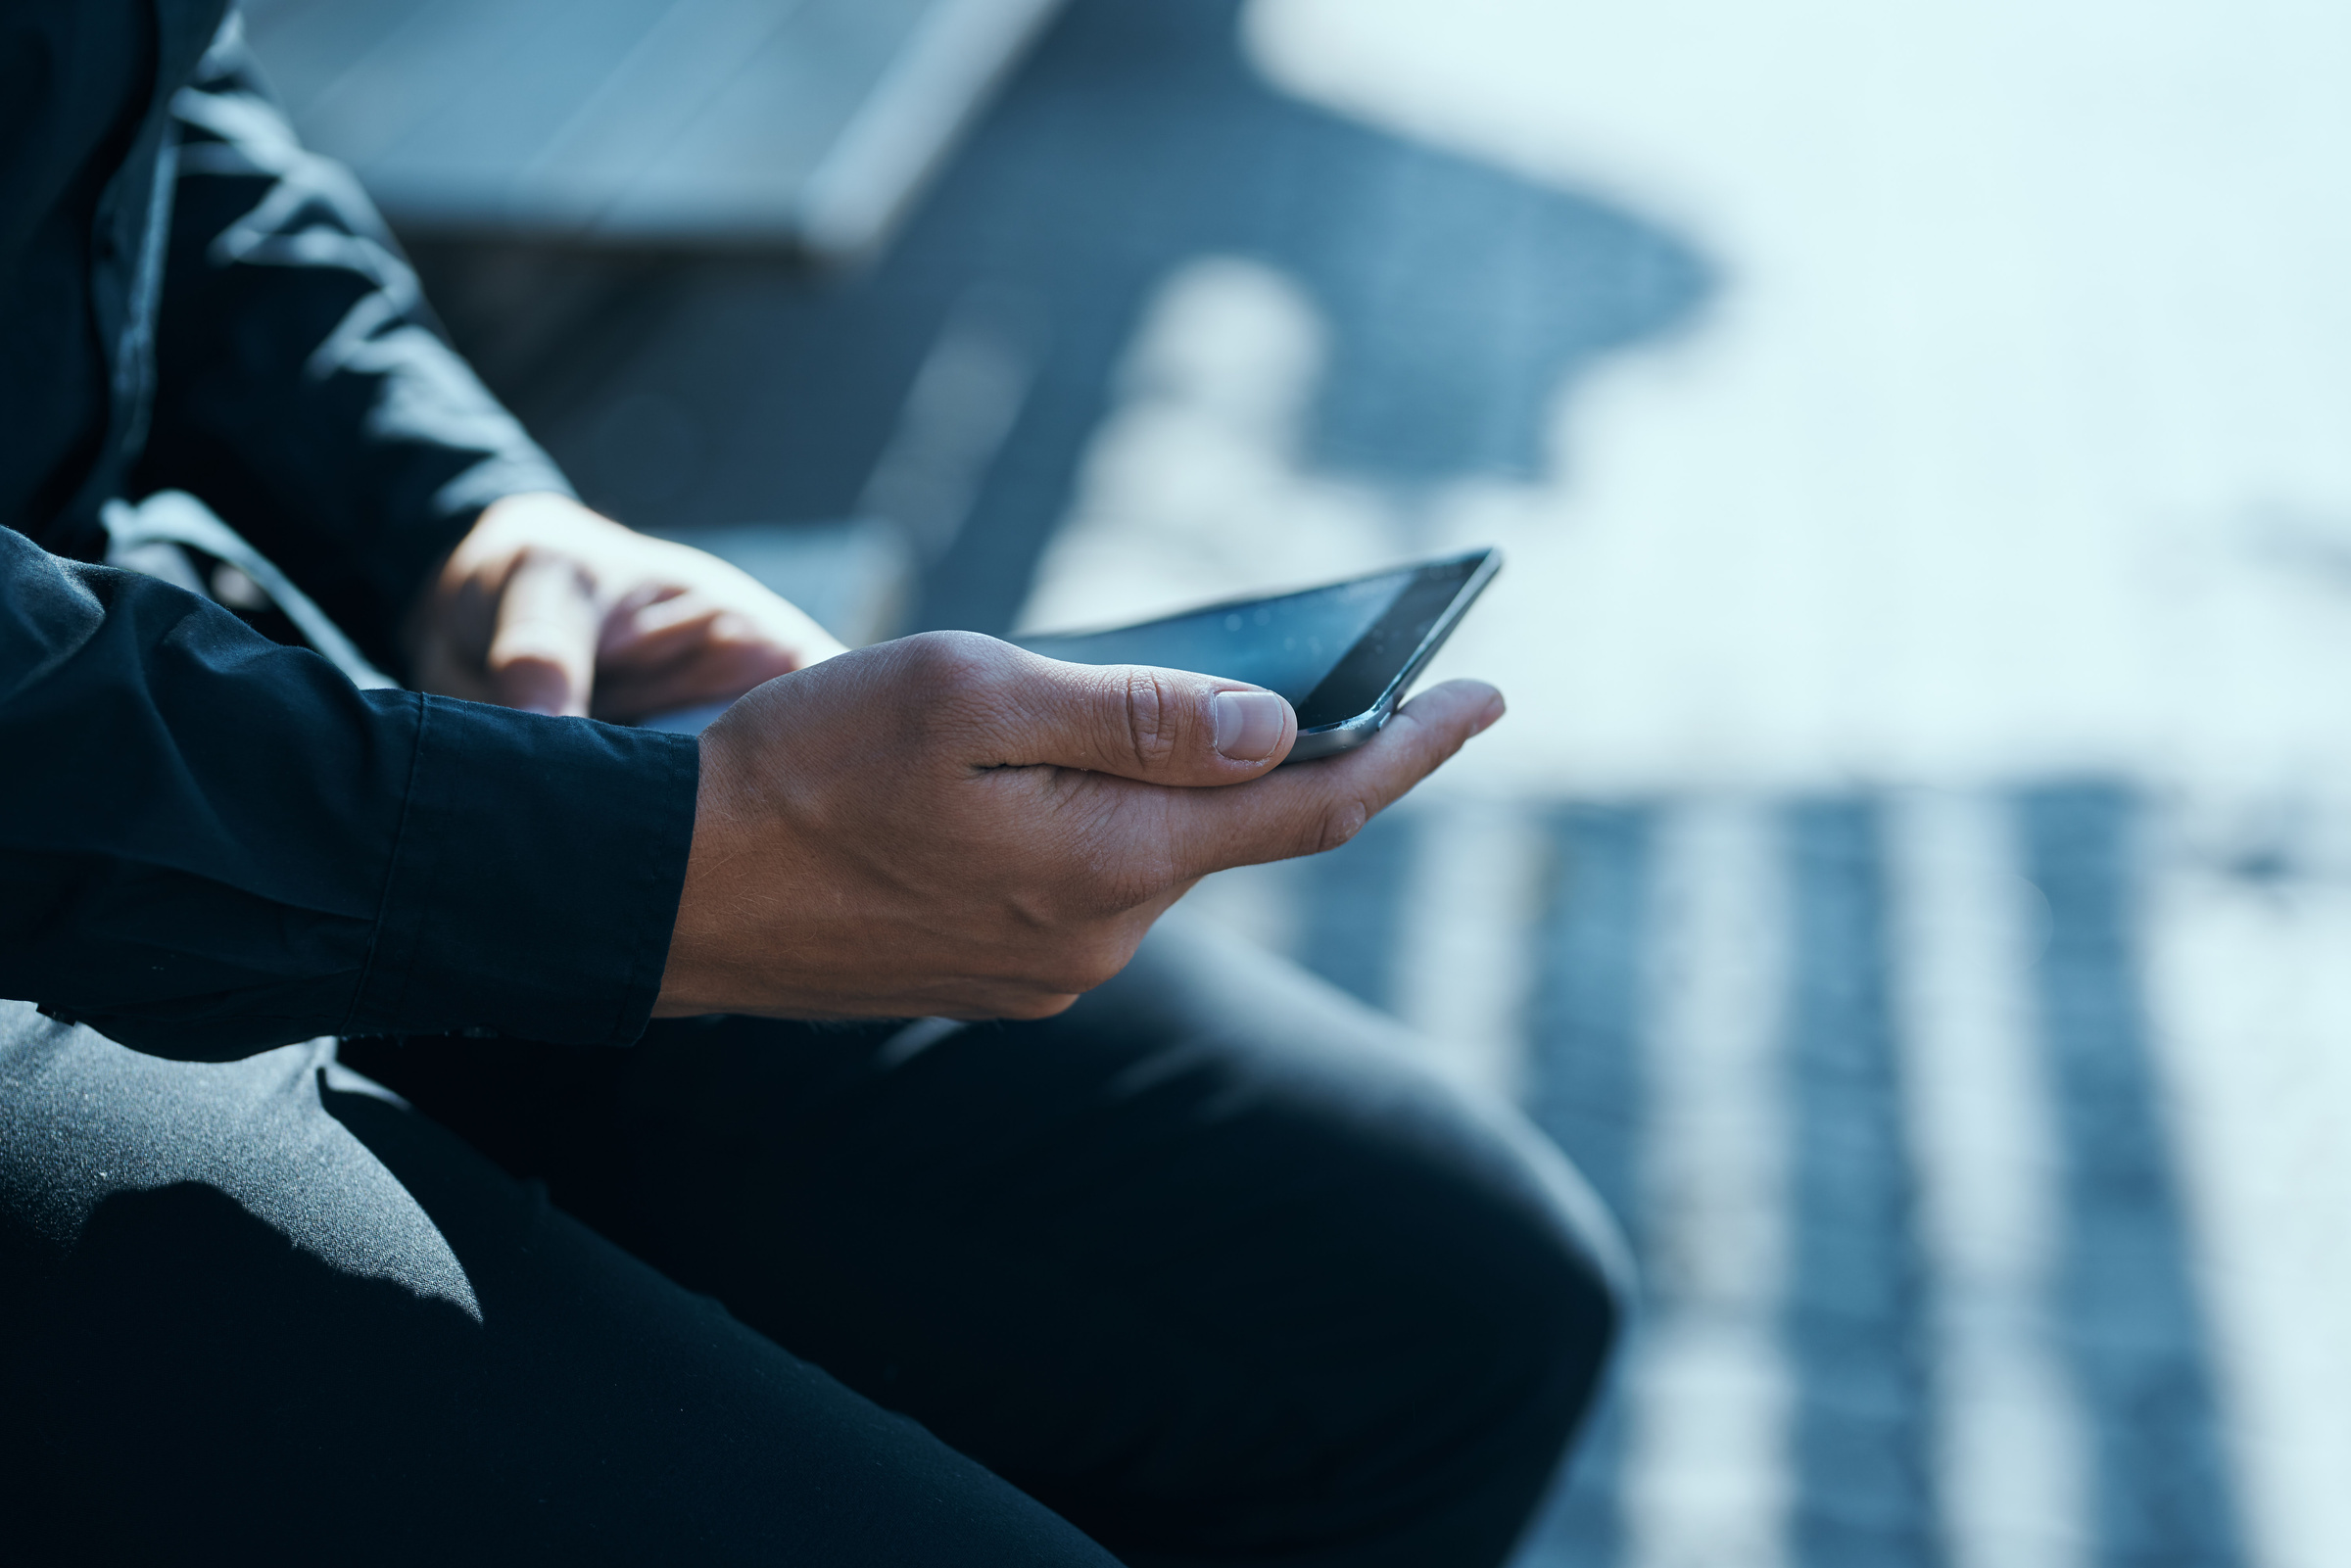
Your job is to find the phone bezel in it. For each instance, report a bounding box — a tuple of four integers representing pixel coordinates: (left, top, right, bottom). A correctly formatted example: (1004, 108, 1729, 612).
(1018, 548, 1503, 764)
(1286, 548, 1502, 760)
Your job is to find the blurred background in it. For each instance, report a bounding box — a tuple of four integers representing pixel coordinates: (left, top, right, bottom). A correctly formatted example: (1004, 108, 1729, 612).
(246, 0, 2351, 1563)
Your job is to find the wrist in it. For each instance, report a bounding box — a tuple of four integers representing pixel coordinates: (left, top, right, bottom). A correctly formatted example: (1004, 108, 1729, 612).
(654, 719, 770, 1018)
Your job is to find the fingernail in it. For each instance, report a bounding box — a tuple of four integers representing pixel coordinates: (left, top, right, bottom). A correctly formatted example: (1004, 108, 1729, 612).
(1214, 690, 1286, 762)
(1473, 694, 1507, 735)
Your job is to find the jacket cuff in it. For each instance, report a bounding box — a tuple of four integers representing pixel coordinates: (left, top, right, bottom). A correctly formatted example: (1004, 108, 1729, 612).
(348, 693, 698, 1044)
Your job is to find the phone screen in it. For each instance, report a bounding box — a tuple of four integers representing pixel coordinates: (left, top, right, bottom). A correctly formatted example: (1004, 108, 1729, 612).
(1019, 553, 1488, 731)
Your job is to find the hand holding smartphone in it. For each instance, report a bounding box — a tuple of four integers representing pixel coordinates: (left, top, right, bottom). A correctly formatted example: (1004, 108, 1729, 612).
(1017, 548, 1501, 762)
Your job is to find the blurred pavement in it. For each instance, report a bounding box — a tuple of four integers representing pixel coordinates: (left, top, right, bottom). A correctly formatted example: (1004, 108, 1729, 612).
(1022, 4, 2351, 1567)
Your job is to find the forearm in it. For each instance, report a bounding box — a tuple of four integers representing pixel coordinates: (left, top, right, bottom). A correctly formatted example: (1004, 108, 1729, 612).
(0, 528, 696, 1059)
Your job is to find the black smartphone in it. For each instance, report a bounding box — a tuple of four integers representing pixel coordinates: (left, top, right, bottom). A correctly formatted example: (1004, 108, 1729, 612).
(1017, 547, 1502, 761)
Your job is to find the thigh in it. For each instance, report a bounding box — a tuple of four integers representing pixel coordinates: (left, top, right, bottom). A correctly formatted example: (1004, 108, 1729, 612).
(351, 918, 1627, 1568)
(0, 1003, 1117, 1568)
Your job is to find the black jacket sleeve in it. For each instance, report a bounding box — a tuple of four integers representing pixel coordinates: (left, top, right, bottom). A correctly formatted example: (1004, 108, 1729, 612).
(130, 14, 574, 676)
(0, 526, 698, 1062)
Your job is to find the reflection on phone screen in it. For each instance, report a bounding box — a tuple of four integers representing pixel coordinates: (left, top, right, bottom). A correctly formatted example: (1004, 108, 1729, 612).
(1020, 570, 1415, 707)
(1018, 552, 1488, 732)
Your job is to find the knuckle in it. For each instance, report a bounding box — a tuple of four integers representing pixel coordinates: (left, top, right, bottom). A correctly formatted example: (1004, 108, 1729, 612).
(899, 630, 1009, 696)
(895, 631, 1018, 740)
(1120, 669, 1180, 772)
(1312, 796, 1373, 855)
(507, 545, 592, 595)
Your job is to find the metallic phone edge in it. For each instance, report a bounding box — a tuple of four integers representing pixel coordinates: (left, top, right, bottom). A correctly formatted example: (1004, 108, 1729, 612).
(1281, 547, 1505, 765)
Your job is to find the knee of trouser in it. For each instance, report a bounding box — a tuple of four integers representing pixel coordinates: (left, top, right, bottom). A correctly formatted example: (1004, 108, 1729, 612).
(1502, 1179, 1624, 1428)
(1522, 1207, 1626, 1464)
(1425, 1117, 1631, 1473)
(1297, 1124, 1628, 1568)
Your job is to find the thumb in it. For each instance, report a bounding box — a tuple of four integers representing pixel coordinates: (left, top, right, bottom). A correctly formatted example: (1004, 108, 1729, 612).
(1162, 678, 1504, 878)
(486, 549, 601, 717)
(987, 642, 1297, 784)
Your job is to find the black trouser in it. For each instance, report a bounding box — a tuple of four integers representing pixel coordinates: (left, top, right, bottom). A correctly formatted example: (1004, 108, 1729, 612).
(0, 919, 1624, 1565)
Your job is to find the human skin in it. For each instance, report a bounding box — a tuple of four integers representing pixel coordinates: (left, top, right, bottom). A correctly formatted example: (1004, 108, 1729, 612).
(407, 490, 848, 720)
(410, 492, 1505, 1021)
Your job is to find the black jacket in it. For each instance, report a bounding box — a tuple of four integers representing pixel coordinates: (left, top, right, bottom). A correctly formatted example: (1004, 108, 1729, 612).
(1, 2, 697, 1059)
